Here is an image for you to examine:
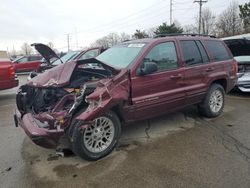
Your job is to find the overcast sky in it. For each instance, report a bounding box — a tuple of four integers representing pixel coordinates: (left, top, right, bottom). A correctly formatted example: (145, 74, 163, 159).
(0, 0, 248, 52)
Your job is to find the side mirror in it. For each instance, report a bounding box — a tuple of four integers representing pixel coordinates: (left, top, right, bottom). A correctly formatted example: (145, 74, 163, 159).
(137, 62, 158, 76)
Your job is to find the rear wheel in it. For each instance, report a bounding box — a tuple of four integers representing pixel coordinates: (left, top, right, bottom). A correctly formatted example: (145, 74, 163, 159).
(71, 111, 121, 161)
(199, 84, 225, 118)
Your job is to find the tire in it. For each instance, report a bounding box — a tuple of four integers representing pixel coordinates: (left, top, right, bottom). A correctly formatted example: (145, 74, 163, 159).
(198, 84, 225, 118)
(71, 111, 121, 161)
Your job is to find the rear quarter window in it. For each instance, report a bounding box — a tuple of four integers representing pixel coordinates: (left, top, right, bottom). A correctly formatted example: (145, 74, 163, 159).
(205, 40, 232, 61)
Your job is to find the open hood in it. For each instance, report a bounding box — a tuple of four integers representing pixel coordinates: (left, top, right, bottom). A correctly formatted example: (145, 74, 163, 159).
(224, 39, 250, 58)
(27, 58, 119, 88)
(31, 43, 61, 64)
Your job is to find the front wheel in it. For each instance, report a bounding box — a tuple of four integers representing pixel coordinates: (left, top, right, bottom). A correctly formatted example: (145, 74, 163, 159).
(199, 84, 225, 118)
(71, 111, 121, 161)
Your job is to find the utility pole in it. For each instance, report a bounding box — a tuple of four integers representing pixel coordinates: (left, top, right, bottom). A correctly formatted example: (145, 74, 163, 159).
(75, 27, 78, 50)
(170, 0, 173, 25)
(194, 0, 207, 34)
(66, 33, 70, 52)
(12, 44, 15, 56)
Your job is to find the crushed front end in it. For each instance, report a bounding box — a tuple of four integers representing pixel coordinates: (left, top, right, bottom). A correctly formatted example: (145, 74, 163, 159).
(15, 82, 97, 148)
(14, 59, 117, 148)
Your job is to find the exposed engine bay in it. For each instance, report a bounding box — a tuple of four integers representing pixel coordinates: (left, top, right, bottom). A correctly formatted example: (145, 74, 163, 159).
(16, 61, 115, 131)
(223, 38, 250, 92)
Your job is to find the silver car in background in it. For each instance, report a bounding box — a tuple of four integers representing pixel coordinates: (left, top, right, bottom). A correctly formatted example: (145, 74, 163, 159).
(223, 34, 250, 92)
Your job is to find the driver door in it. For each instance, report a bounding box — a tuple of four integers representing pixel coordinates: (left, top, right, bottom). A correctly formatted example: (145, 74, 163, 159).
(131, 41, 185, 120)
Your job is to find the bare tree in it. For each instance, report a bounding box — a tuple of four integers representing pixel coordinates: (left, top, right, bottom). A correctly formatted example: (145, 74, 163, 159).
(183, 24, 198, 34)
(120, 32, 131, 41)
(92, 32, 131, 48)
(47, 42, 54, 49)
(216, 1, 243, 37)
(47, 42, 59, 53)
(21, 43, 33, 55)
(200, 8, 216, 35)
(145, 27, 157, 37)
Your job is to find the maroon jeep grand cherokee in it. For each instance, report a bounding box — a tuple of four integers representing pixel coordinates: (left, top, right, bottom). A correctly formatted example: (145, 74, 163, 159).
(15, 35, 237, 160)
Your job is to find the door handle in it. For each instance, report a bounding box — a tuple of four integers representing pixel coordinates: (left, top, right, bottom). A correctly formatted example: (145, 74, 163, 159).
(206, 67, 214, 72)
(170, 74, 183, 79)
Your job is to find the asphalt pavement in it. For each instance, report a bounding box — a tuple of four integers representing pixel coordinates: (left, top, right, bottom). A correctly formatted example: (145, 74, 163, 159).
(0, 75, 250, 188)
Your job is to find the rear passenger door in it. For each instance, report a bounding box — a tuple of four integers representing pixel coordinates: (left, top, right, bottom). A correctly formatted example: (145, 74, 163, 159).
(180, 40, 212, 105)
(131, 41, 185, 120)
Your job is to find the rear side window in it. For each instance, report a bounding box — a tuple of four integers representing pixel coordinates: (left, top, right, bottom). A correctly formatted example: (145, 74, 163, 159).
(180, 40, 202, 66)
(205, 41, 231, 61)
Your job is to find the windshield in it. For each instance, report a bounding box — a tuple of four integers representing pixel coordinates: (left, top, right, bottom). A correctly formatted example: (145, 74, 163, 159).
(96, 43, 146, 68)
(53, 51, 80, 65)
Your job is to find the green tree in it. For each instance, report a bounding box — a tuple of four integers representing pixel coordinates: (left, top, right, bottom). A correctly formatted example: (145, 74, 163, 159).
(154, 23, 183, 35)
(239, 2, 250, 33)
(133, 29, 149, 39)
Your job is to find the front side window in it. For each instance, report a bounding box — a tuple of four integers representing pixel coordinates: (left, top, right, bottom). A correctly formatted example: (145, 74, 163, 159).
(143, 42, 178, 72)
(180, 40, 203, 66)
(206, 40, 231, 61)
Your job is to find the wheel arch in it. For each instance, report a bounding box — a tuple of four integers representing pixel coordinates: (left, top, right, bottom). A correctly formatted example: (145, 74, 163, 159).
(110, 104, 125, 124)
(211, 78, 227, 92)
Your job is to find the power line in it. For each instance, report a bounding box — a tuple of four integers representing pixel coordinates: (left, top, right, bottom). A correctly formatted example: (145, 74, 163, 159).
(75, 6, 170, 35)
(76, 0, 167, 34)
(194, 0, 207, 34)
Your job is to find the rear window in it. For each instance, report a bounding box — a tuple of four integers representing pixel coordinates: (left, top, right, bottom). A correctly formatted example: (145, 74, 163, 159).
(205, 41, 231, 61)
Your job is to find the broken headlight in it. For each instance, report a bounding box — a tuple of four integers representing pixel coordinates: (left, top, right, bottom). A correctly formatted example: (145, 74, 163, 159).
(86, 98, 103, 111)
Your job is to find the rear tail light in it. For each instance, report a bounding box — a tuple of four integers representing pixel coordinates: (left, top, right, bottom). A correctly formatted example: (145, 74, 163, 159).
(9, 66, 15, 79)
(232, 59, 238, 77)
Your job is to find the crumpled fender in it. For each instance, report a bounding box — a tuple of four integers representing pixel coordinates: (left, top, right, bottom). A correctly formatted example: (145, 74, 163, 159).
(76, 69, 129, 122)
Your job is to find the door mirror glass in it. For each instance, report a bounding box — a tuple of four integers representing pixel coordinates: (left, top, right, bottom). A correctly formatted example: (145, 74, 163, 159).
(137, 62, 158, 76)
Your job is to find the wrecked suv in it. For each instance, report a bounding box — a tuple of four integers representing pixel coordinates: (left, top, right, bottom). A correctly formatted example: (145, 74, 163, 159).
(14, 34, 237, 161)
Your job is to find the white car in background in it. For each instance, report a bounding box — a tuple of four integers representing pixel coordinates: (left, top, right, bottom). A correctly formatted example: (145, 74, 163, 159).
(223, 34, 250, 92)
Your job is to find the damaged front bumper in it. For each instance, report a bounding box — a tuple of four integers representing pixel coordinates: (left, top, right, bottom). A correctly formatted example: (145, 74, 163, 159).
(14, 108, 64, 148)
(236, 73, 250, 92)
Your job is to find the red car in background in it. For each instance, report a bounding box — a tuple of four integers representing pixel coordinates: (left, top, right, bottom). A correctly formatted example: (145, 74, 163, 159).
(12, 55, 42, 72)
(0, 59, 18, 90)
